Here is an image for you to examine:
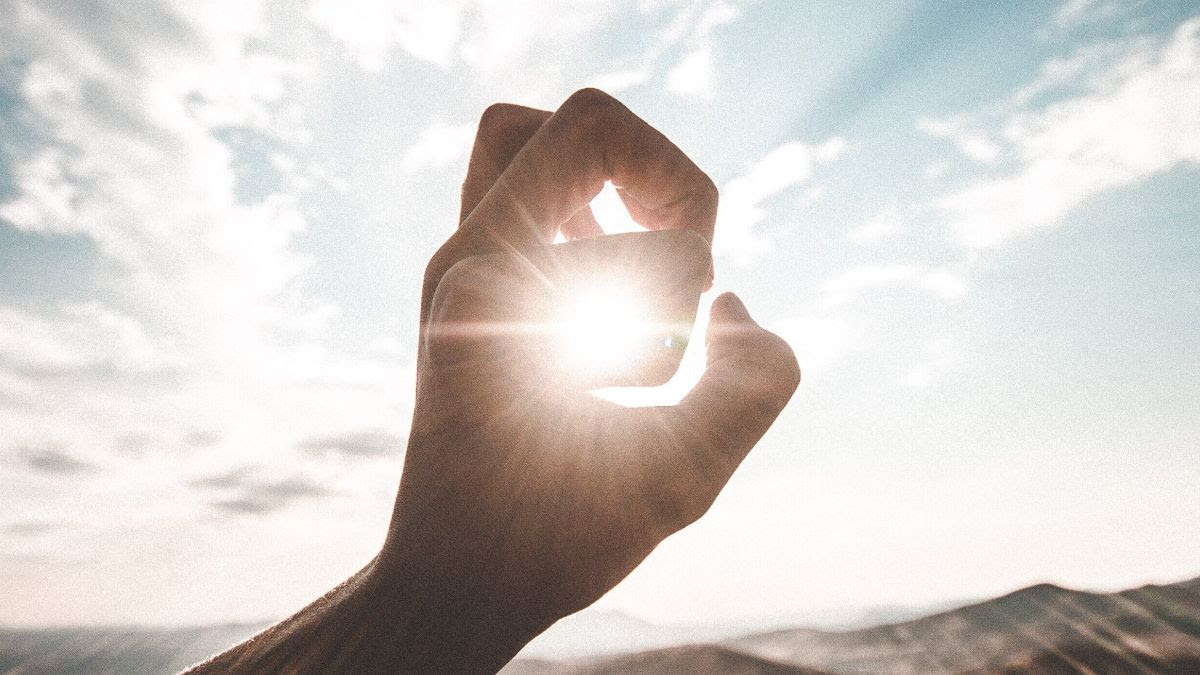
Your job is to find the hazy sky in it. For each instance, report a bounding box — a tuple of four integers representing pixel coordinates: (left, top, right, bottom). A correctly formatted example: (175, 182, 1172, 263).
(1, 0, 1198, 628)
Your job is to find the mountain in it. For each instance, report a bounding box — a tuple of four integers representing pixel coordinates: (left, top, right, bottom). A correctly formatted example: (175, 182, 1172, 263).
(514, 601, 967, 662)
(0, 622, 267, 675)
(503, 644, 831, 674)
(3, 576, 1198, 674)
(728, 577, 1200, 673)
(503, 575, 1200, 674)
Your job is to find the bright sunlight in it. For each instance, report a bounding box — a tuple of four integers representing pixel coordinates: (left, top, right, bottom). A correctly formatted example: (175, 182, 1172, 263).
(554, 281, 650, 375)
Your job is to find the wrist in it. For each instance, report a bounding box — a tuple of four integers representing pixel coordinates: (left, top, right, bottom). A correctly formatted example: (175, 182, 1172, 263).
(188, 554, 548, 674)
(362, 551, 551, 673)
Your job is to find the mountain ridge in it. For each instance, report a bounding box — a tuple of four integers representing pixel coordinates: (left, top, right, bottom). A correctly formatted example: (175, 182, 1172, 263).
(3, 575, 1198, 674)
(504, 574, 1200, 674)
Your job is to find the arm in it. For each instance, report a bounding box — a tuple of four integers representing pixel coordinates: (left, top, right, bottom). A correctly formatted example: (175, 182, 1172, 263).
(186, 558, 541, 673)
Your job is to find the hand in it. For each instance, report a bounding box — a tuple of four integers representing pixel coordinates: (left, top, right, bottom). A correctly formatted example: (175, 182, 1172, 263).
(377, 89, 801, 670)
(185, 89, 799, 674)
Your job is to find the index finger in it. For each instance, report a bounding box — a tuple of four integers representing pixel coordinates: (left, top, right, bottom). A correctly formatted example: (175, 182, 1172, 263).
(460, 88, 718, 255)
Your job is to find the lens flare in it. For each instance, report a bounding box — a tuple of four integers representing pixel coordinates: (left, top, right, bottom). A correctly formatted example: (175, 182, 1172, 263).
(555, 282, 649, 374)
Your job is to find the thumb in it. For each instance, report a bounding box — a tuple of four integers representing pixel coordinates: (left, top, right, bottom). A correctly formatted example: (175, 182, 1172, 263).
(637, 293, 800, 528)
(703, 292, 800, 400)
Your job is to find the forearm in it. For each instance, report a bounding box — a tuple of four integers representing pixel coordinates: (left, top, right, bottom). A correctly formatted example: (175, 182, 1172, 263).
(183, 556, 544, 674)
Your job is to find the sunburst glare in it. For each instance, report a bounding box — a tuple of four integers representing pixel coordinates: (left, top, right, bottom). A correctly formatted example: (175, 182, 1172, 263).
(554, 281, 649, 374)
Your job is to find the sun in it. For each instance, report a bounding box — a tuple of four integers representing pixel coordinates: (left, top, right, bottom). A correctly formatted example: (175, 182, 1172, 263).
(554, 281, 650, 375)
(549, 278, 712, 407)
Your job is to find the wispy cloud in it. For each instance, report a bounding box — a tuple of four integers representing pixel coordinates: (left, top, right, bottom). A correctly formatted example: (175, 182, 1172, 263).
(589, 68, 652, 93)
(715, 138, 845, 262)
(0, 0, 409, 551)
(848, 206, 903, 245)
(191, 466, 331, 515)
(297, 429, 404, 458)
(307, 0, 629, 90)
(1051, 0, 1121, 33)
(664, 0, 741, 100)
(918, 116, 1001, 163)
(821, 264, 967, 307)
(307, 0, 462, 70)
(666, 46, 717, 99)
(398, 120, 476, 175)
(903, 335, 964, 389)
(2, 521, 67, 537)
(938, 18, 1200, 248)
(0, 303, 182, 383)
(771, 314, 861, 381)
(18, 446, 99, 476)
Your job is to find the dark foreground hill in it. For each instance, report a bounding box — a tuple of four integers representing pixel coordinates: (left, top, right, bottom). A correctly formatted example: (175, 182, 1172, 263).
(3, 576, 1198, 674)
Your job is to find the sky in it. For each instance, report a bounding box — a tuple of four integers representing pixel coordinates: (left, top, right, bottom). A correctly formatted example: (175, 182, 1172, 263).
(1, 0, 1198, 630)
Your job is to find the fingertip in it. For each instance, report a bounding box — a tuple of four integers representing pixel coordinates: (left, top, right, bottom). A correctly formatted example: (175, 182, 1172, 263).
(710, 292, 752, 324)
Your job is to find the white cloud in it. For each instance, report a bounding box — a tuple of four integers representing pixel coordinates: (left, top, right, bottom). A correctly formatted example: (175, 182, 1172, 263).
(823, 264, 917, 295)
(918, 269, 969, 299)
(666, 46, 716, 99)
(398, 120, 476, 174)
(918, 117, 1001, 163)
(771, 314, 861, 380)
(693, 0, 741, 40)
(1054, 0, 1101, 28)
(1009, 39, 1147, 107)
(0, 148, 77, 233)
(664, 1, 741, 100)
(939, 18, 1200, 248)
(589, 68, 652, 92)
(821, 264, 967, 307)
(1051, 0, 1120, 32)
(848, 206, 902, 244)
(0, 303, 177, 379)
(307, 0, 623, 86)
(903, 335, 963, 388)
(307, 0, 462, 70)
(0, 1, 412, 567)
(715, 138, 845, 262)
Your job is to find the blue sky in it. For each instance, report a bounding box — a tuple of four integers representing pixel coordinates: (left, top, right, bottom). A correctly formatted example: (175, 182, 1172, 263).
(1, 0, 1198, 628)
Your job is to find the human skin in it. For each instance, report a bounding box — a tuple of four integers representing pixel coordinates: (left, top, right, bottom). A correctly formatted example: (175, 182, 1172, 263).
(185, 88, 800, 674)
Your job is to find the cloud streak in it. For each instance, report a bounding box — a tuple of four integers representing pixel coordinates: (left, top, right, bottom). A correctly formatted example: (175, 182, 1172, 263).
(297, 429, 405, 458)
(18, 447, 99, 476)
(715, 138, 845, 262)
(938, 18, 1200, 248)
(191, 467, 332, 515)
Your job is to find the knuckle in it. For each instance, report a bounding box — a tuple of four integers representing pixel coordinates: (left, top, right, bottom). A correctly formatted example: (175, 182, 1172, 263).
(477, 102, 524, 135)
(423, 244, 459, 286)
(561, 87, 621, 130)
(471, 104, 546, 166)
(564, 87, 618, 111)
(426, 256, 473, 310)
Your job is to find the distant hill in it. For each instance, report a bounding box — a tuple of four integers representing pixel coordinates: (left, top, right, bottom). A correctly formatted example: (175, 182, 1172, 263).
(3, 576, 1198, 674)
(504, 575, 1200, 674)
(503, 644, 831, 674)
(726, 576, 1200, 673)
(0, 622, 267, 675)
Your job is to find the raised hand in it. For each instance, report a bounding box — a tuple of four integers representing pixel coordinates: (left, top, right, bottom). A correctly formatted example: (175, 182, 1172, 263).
(186, 89, 799, 674)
